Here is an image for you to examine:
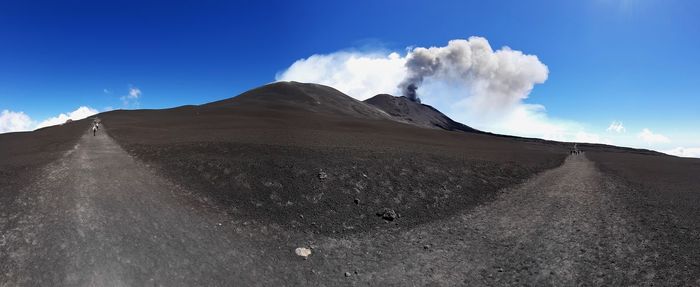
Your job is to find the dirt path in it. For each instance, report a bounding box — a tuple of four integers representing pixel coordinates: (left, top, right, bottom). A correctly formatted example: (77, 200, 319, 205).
(306, 155, 668, 285)
(1, 128, 693, 286)
(0, 127, 273, 286)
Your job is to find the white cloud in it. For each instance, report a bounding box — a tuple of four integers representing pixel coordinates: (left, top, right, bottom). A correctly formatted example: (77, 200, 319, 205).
(103, 89, 111, 94)
(128, 87, 141, 99)
(637, 128, 670, 144)
(664, 147, 700, 158)
(451, 103, 612, 145)
(606, 121, 626, 133)
(276, 52, 406, 100)
(277, 37, 548, 114)
(35, 106, 99, 129)
(120, 86, 142, 107)
(276, 38, 693, 152)
(1, 106, 100, 134)
(276, 38, 606, 144)
(0, 110, 34, 133)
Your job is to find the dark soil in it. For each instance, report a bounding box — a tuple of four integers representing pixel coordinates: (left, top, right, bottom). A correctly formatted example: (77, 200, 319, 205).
(120, 141, 559, 235)
(96, 82, 569, 235)
(0, 118, 90, 209)
(587, 151, 700, 230)
(293, 154, 699, 286)
(586, 151, 700, 284)
(3, 81, 698, 285)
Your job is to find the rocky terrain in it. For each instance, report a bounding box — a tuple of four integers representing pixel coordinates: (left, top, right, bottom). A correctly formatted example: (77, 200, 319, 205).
(1, 81, 699, 285)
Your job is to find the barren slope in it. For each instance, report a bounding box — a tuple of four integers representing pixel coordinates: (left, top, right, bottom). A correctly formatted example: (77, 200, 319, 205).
(204, 81, 392, 120)
(4, 131, 696, 286)
(299, 154, 699, 285)
(364, 93, 478, 132)
(99, 82, 567, 235)
(2, 81, 698, 285)
(1, 127, 298, 285)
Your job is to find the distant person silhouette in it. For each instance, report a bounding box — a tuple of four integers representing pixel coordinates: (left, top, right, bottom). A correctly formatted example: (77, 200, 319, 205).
(93, 124, 97, 136)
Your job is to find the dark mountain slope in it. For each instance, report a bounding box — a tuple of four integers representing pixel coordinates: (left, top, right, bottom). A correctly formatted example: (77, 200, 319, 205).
(364, 93, 479, 132)
(363, 94, 666, 157)
(95, 82, 679, 238)
(98, 81, 568, 236)
(204, 81, 392, 120)
(2, 81, 699, 285)
(0, 118, 91, 239)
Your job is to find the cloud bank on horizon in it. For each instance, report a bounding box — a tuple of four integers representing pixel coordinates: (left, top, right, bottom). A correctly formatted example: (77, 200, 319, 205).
(276, 37, 697, 158)
(0, 110, 33, 134)
(0, 106, 98, 133)
(0, 86, 142, 133)
(34, 106, 99, 129)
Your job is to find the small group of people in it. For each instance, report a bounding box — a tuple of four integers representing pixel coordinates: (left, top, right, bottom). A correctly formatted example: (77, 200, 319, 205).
(92, 119, 100, 136)
(570, 143, 583, 155)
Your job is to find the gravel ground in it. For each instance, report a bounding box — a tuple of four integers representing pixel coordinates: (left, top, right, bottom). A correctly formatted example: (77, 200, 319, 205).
(1, 127, 290, 286)
(285, 154, 700, 286)
(2, 82, 698, 285)
(3, 127, 697, 285)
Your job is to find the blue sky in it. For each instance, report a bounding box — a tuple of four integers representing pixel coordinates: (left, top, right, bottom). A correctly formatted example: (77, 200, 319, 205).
(1, 0, 699, 156)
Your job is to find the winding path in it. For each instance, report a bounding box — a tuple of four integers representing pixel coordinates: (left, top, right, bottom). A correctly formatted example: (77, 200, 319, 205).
(311, 154, 662, 285)
(1, 127, 687, 286)
(1, 127, 262, 286)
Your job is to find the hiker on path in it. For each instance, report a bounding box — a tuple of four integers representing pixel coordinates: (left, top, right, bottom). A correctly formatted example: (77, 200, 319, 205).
(93, 123, 97, 136)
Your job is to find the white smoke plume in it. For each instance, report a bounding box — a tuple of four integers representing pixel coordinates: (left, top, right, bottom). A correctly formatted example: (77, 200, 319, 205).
(277, 37, 604, 144)
(399, 37, 548, 111)
(278, 37, 548, 117)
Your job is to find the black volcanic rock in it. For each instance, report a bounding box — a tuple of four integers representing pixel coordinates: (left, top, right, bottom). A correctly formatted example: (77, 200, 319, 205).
(376, 208, 398, 221)
(364, 94, 479, 133)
